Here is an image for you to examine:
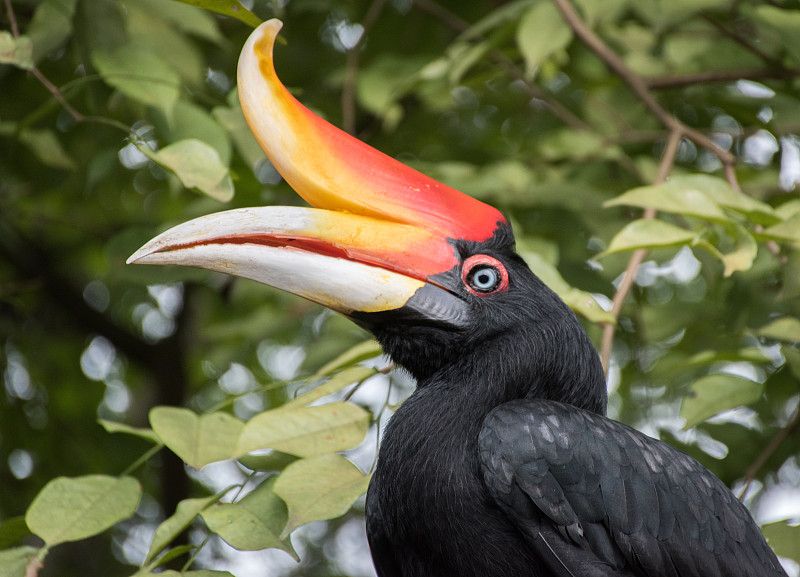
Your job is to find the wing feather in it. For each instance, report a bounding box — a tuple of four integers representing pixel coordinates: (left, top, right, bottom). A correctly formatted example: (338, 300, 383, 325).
(478, 399, 787, 577)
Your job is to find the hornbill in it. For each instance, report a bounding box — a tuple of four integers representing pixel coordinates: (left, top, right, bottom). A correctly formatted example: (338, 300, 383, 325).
(129, 20, 788, 577)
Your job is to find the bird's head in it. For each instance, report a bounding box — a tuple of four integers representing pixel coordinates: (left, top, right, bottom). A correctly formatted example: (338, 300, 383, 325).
(129, 20, 605, 410)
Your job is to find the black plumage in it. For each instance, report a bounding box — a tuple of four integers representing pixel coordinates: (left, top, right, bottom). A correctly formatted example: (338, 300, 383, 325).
(364, 225, 786, 577)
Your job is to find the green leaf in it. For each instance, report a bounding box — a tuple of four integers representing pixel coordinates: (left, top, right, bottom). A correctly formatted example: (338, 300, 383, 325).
(136, 545, 195, 573)
(99, 419, 161, 444)
(27, 0, 77, 63)
(461, 0, 535, 41)
(0, 517, 31, 549)
(0, 546, 39, 577)
(310, 340, 383, 380)
(150, 407, 244, 469)
(282, 366, 377, 410)
(238, 450, 299, 472)
(169, 101, 231, 166)
(762, 521, 800, 562)
(604, 179, 731, 223)
(574, 0, 631, 25)
(782, 348, 800, 381)
(775, 199, 800, 221)
(607, 175, 778, 225)
(720, 227, 757, 277)
(18, 128, 77, 170)
(539, 130, 619, 162)
(696, 225, 758, 277)
(681, 374, 764, 429)
(213, 97, 265, 172)
(599, 219, 696, 257)
(145, 495, 222, 564)
(357, 55, 423, 118)
(676, 175, 778, 225)
(201, 478, 296, 557)
(236, 402, 369, 458)
(516, 2, 573, 78)
(168, 0, 261, 28)
(128, 0, 225, 45)
(274, 454, 371, 535)
(755, 317, 800, 343)
(145, 139, 234, 202)
(91, 44, 180, 117)
(753, 6, 800, 64)
(447, 40, 492, 86)
(686, 348, 771, 367)
(759, 215, 800, 244)
(123, 6, 205, 86)
(634, 0, 731, 27)
(521, 251, 615, 324)
(0, 32, 33, 69)
(25, 475, 141, 546)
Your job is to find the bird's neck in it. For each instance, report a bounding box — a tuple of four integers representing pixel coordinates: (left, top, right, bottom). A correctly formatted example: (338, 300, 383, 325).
(415, 320, 607, 416)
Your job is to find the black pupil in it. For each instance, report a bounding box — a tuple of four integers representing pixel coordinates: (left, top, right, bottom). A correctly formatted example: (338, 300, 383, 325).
(470, 266, 499, 292)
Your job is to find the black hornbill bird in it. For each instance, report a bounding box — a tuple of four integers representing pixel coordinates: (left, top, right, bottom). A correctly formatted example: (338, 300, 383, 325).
(129, 20, 788, 577)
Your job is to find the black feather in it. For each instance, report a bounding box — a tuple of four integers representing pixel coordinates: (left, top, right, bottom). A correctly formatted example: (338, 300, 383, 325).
(363, 225, 786, 577)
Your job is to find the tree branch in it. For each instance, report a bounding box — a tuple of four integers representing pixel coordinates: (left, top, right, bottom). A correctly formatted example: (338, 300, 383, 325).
(413, 0, 595, 134)
(3, 0, 18, 36)
(4, 0, 85, 122)
(413, 0, 643, 180)
(342, 0, 388, 134)
(550, 0, 737, 168)
(600, 129, 683, 372)
(739, 402, 800, 499)
(413, 0, 470, 32)
(701, 14, 780, 68)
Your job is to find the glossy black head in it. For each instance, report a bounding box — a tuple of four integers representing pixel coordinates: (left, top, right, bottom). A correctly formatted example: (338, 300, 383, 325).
(355, 224, 607, 415)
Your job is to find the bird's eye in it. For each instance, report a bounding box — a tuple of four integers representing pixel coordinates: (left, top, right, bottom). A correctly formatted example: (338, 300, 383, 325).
(470, 266, 500, 292)
(462, 255, 509, 297)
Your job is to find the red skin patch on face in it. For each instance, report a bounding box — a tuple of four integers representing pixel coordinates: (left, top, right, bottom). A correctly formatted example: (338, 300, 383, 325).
(461, 255, 509, 297)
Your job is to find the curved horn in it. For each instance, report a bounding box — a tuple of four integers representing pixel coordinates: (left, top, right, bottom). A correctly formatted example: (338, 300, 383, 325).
(237, 19, 506, 242)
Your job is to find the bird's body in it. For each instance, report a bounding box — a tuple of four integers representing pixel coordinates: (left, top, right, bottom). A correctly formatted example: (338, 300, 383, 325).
(369, 394, 787, 576)
(130, 20, 789, 577)
(368, 382, 543, 577)
(364, 232, 786, 577)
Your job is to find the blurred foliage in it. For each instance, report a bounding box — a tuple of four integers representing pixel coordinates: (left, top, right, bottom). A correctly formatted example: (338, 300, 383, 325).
(1, 0, 800, 575)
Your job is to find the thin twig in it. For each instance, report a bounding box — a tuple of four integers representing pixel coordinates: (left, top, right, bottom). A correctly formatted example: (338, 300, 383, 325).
(739, 403, 800, 499)
(413, 0, 470, 32)
(30, 68, 85, 121)
(551, 0, 737, 168)
(600, 129, 683, 372)
(724, 162, 741, 193)
(701, 14, 780, 68)
(4, 0, 19, 36)
(4, 0, 85, 122)
(25, 557, 43, 577)
(2, 0, 21, 40)
(342, 0, 388, 134)
(369, 373, 395, 474)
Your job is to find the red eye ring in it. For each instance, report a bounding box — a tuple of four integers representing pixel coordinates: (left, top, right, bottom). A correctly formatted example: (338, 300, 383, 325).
(461, 255, 509, 297)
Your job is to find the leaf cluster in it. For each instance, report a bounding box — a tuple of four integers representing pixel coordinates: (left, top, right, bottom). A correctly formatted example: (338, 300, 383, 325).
(1, 0, 799, 575)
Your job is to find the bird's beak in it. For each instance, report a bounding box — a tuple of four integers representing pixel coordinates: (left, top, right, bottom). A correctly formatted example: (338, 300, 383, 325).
(128, 19, 506, 329)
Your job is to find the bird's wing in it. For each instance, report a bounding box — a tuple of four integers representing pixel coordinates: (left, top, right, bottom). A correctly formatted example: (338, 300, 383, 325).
(478, 399, 786, 577)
